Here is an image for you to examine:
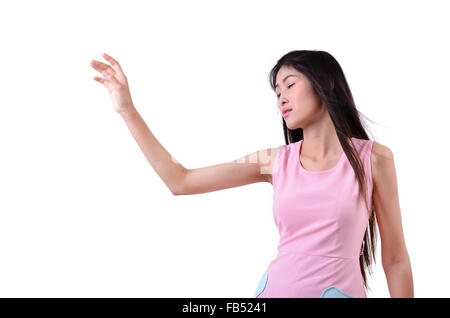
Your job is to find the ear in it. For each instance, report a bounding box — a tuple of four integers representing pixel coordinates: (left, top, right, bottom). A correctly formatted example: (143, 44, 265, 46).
(331, 80, 335, 89)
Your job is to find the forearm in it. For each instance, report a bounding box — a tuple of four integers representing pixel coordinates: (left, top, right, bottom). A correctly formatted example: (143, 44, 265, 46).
(119, 106, 187, 195)
(383, 258, 414, 297)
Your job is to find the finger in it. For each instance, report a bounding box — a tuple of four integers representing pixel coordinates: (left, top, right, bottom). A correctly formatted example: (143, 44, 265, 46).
(101, 69, 120, 86)
(90, 60, 116, 75)
(93, 76, 105, 84)
(102, 69, 115, 78)
(102, 53, 124, 73)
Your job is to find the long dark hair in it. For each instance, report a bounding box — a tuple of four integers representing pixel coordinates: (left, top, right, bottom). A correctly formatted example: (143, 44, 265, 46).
(268, 50, 378, 293)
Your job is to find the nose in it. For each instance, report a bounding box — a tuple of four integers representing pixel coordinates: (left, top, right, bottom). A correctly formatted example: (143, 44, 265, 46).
(279, 95, 287, 108)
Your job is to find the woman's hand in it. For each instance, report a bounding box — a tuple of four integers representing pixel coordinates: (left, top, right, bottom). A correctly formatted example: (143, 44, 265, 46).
(90, 53, 135, 115)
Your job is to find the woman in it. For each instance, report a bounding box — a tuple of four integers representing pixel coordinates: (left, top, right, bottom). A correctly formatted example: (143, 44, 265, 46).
(90, 50, 413, 298)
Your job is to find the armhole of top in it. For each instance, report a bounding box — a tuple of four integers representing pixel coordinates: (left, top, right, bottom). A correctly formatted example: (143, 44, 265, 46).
(367, 140, 374, 186)
(366, 140, 375, 211)
(272, 145, 283, 176)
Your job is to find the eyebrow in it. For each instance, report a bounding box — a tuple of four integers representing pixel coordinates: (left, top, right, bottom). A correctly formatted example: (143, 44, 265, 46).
(275, 74, 297, 89)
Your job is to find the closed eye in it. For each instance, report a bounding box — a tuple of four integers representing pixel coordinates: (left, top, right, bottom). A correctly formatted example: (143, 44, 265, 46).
(276, 83, 294, 99)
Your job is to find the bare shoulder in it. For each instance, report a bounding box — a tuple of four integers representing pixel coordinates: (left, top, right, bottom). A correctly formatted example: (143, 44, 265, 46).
(371, 140, 395, 187)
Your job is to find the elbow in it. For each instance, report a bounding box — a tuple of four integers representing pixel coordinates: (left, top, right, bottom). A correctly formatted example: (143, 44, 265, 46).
(171, 188, 183, 196)
(172, 168, 188, 196)
(171, 168, 188, 196)
(382, 252, 411, 269)
(171, 184, 186, 196)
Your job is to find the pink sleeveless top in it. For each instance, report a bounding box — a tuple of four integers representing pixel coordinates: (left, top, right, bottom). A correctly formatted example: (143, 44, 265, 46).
(254, 137, 374, 298)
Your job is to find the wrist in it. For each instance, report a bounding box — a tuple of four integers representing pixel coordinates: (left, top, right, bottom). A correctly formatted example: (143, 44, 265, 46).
(119, 105, 138, 119)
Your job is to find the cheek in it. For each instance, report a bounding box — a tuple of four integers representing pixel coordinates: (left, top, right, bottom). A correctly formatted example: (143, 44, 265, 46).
(292, 88, 311, 108)
(298, 87, 320, 109)
(292, 83, 312, 100)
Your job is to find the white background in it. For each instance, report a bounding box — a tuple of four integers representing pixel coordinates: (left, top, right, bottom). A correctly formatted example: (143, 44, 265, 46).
(0, 0, 448, 297)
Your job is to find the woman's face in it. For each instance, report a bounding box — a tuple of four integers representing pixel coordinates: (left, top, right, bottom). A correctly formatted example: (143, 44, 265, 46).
(275, 65, 324, 130)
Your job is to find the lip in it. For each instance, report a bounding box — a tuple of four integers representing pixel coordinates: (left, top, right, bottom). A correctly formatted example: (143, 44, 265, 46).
(282, 109, 292, 117)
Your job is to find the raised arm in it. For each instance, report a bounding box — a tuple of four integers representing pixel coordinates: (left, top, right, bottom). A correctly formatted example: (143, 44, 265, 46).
(90, 52, 187, 195)
(90, 53, 279, 196)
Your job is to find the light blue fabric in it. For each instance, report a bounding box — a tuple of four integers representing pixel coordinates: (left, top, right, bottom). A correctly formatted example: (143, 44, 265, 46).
(320, 286, 354, 298)
(253, 272, 268, 298)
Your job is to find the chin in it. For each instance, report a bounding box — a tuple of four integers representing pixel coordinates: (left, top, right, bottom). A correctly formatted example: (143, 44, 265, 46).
(285, 118, 301, 130)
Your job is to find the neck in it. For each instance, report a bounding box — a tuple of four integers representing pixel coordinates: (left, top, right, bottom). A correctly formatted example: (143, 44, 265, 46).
(301, 113, 344, 160)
